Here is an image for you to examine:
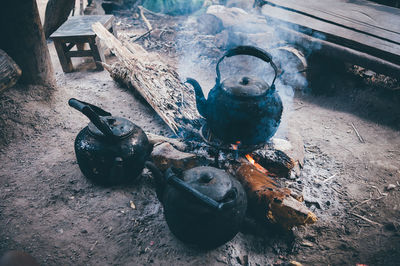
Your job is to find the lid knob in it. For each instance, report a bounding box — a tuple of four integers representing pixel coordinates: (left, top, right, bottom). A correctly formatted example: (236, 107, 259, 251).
(240, 76, 250, 85)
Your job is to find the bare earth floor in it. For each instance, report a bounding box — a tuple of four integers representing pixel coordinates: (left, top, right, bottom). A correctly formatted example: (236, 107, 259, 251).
(1, 19, 400, 266)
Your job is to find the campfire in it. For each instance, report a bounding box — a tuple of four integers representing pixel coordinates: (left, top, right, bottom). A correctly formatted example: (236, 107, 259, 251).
(81, 1, 320, 249)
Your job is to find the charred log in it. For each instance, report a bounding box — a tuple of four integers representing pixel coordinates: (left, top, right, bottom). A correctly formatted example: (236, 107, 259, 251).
(236, 163, 317, 229)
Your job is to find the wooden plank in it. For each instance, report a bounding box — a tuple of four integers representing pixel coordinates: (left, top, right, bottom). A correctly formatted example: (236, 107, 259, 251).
(275, 24, 400, 77)
(263, 0, 400, 44)
(261, 5, 400, 65)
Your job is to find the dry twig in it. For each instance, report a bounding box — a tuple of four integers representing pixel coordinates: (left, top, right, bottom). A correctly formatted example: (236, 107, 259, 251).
(138, 6, 153, 31)
(371, 185, 388, 196)
(351, 122, 365, 143)
(351, 213, 382, 226)
(323, 173, 337, 183)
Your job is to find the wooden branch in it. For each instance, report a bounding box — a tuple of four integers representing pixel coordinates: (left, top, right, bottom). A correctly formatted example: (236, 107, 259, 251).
(236, 163, 317, 229)
(92, 22, 200, 136)
(0, 49, 21, 92)
(138, 5, 153, 31)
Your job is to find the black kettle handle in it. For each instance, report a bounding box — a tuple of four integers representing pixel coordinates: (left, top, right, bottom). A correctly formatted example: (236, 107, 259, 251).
(68, 98, 115, 139)
(165, 168, 237, 212)
(216, 45, 278, 89)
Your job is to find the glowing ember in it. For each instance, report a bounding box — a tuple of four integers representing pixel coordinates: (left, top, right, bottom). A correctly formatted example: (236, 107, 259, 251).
(245, 154, 269, 175)
(231, 141, 241, 150)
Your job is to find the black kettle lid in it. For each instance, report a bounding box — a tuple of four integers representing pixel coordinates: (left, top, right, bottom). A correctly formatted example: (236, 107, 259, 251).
(182, 166, 234, 202)
(221, 75, 270, 97)
(88, 116, 136, 139)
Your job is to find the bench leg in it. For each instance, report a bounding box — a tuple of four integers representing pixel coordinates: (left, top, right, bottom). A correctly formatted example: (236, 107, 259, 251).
(76, 43, 86, 51)
(89, 37, 105, 71)
(54, 41, 73, 73)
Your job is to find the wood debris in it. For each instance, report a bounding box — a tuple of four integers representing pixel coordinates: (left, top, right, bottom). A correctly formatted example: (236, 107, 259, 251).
(236, 163, 317, 229)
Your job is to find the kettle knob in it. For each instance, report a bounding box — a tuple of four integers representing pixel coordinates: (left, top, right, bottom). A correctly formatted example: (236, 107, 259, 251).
(239, 76, 250, 85)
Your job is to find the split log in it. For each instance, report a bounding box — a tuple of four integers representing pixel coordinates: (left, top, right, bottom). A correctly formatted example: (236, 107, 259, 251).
(150, 142, 202, 172)
(0, 0, 54, 86)
(92, 22, 200, 136)
(0, 49, 22, 92)
(236, 163, 317, 229)
(146, 132, 187, 151)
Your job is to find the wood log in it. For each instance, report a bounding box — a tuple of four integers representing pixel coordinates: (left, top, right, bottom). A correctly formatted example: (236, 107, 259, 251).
(150, 142, 201, 172)
(271, 45, 308, 91)
(250, 134, 305, 178)
(0, 49, 22, 92)
(43, 0, 75, 39)
(92, 22, 201, 136)
(236, 163, 317, 230)
(0, 0, 54, 86)
(146, 132, 187, 151)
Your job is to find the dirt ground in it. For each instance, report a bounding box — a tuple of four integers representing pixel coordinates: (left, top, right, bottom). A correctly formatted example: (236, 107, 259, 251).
(1, 2, 400, 266)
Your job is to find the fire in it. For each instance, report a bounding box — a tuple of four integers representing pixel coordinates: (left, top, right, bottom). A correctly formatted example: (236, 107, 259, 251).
(231, 141, 241, 151)
(245, 154, 269, 175)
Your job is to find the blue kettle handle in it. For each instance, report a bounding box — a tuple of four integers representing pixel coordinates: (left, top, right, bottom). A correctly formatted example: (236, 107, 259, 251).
(215, 45, 278, 89)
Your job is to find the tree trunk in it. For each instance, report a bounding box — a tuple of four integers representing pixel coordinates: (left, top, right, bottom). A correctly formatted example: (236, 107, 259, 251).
(43, 0, 75, 39)
(0, 0, 54, 86)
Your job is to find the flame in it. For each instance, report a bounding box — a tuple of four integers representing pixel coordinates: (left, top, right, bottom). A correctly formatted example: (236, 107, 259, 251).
(245, 154, 269, 175)
(231, 141, 241, 151)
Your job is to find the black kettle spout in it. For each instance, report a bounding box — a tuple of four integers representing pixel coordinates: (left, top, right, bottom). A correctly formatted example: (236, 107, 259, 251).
(186, 78, 208, 118)
(145, 161, 166, 202)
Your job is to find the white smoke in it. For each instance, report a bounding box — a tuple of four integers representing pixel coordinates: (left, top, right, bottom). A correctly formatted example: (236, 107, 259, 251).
(175, 1, 324, 138)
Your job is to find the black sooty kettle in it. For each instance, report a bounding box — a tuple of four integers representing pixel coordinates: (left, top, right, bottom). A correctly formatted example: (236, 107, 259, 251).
(186, 45, 283, 145)
(69, 98, 151, 185)
(146, 162, 247, 249)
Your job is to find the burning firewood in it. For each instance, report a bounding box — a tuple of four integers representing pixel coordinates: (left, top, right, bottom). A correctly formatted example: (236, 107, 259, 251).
(236, 163, 317, 230)
(250, 133, 305, 178)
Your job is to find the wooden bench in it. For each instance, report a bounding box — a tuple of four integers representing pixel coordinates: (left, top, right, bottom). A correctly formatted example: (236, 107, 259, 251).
(258, 0, 400, 77)
(50, 15, 115, 73)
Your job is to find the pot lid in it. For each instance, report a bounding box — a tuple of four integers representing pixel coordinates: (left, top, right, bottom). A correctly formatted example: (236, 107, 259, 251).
(221, 75, 270, 97)
(182, 166, 234, 202)
(88, 116, 135, 139)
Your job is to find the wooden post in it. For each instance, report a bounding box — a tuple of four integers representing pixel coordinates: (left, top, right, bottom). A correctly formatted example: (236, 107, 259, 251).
(43, 0, 75, 39)
(0, 0, 54, 87)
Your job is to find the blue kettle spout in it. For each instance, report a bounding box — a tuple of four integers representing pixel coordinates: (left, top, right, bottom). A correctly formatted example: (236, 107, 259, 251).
(186, 78, 208, 118)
